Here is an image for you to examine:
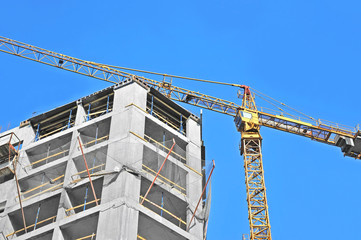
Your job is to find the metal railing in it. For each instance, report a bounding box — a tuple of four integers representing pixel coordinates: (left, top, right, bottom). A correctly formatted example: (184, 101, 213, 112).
(17, 175, 64, 202)
(76, 233, 96, 240)
(139, 195, 186, 228)
(142, 164, 186, 196)
(6, 216, 56, 238)
(71, 164, 105, 183)
(25, 149, 69, 168)
(80, 135, 109, 149)
(65, 199, 101, 216)
(130, 131, 202, 177)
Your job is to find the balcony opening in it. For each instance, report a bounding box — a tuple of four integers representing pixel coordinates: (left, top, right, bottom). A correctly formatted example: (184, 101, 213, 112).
(60, 212, 99, 240)
(29, 101, 77, 142)
(65, 178, 103, 217)
(78, 119, 110, 149)
(144, 118, 187, 164)
(140, 177, 187, 230)
(82, 87, 114, 123)
(138, 213, 187, 240)
(26, 230, 53, 240)
(146, 92, 188, 135)
(25, 133, 72, 169)
(71, 147, 107, 183)
(18, 162, 66, 202)
(7, 194, 60, 238)
(143, 146, 187, 196)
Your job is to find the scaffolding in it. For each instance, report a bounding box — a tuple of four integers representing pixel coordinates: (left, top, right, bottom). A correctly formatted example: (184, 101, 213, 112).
(0, 133, 21, 183)
(0, 133, 28, 237)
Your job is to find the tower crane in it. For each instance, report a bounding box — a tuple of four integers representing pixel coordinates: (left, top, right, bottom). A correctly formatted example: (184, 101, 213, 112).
(1, 36, 360, 240)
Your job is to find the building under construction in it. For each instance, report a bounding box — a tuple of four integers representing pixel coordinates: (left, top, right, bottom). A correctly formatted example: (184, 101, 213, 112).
(0, 81, 212, 240)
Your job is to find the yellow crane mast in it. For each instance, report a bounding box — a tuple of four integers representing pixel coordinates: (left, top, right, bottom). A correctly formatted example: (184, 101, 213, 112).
(1, 36, 360, 240)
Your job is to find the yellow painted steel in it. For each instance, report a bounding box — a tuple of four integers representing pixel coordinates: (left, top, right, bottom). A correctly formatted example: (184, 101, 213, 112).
(83, 93, 114, 108)
(129, 130, 148, 142)
(6, 215, 56, 237)
(146, 107, 183, 132)
(21, 182, 64, 201)
(0, 36, 357, 142)
(238, 93, 272, 240)
(38, 121, 74, 139)
(130, 131, 203, 176)
(81, 135, 109, 148)
(88, 109, 112, 117)
(76, 234, 96, 240)
(126, 103, 149, 114)
(71, 164, 105, 177)
(37, 105, 77, 126)
(142, 164, 186, 195)
(25, 149, 69, 167)
(126, 102, 184, 132)
(19, 175, 64, 196)
(137, 235, 147, 240)
(16, 175, 64, 202)
(142, 134, 187, 164)
(241, 137, 271, 240)
(65, 199, 101, 214)
(2, 36, 360, 240)
(149, 95, 189, 120)
(139, 195, 186, 226)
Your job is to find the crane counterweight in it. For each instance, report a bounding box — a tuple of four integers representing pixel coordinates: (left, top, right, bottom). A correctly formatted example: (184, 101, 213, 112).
(335, 132, 361, 159)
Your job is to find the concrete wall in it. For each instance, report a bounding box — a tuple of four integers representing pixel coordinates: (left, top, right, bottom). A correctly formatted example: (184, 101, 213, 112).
(0, 81, 206, 240)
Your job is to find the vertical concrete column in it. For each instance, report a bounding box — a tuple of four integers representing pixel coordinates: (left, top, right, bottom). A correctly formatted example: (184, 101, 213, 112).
(74, 100, 86, 126)
(96, 82, 147, 240)
(17, 124, 36, 176)
(186, 116, 204, 239)
(54, 101, 86, 223)
(0, 215, 16, 239)
(18, 123, 36, 147)
(52, 226, 65, 240)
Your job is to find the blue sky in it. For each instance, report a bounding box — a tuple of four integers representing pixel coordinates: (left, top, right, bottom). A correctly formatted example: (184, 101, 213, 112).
(1, 1, 361, 239)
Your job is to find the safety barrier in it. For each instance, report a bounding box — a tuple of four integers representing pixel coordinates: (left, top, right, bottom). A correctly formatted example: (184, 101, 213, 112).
(25, 149, 69, 168)
(65, 199, 101, 216)
(139, 195, 186, 228)
(126, 103, 185, 135)
(80, 135, 109, 148)
(76, 233, 96, 240)
(17, 175, 64, 202)
(38, 121, 74, 140)
(6, 215, 56, 238)
(71, 164, 105, 184)
(130, 131, 202, 176)
(142, 164, 186, 196)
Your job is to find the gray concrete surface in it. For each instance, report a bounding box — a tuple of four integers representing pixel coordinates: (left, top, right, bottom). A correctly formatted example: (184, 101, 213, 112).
(0, 81, 207, 240)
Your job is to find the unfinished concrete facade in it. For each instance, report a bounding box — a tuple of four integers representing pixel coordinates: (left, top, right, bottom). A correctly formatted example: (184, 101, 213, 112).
(0, 81, 209, 240)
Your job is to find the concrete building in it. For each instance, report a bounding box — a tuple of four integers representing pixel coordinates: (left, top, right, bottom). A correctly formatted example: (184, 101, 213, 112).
(0, 80, 210, 240)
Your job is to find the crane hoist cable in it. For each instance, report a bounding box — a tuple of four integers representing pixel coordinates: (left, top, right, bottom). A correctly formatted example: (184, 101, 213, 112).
(97, 61, 319, 125)
(251, 87, 316, 121)
(94, 62, 246, 88)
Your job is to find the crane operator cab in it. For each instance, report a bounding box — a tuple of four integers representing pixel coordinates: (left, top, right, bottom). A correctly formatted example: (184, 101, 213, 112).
(234, 110, 261, 139)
